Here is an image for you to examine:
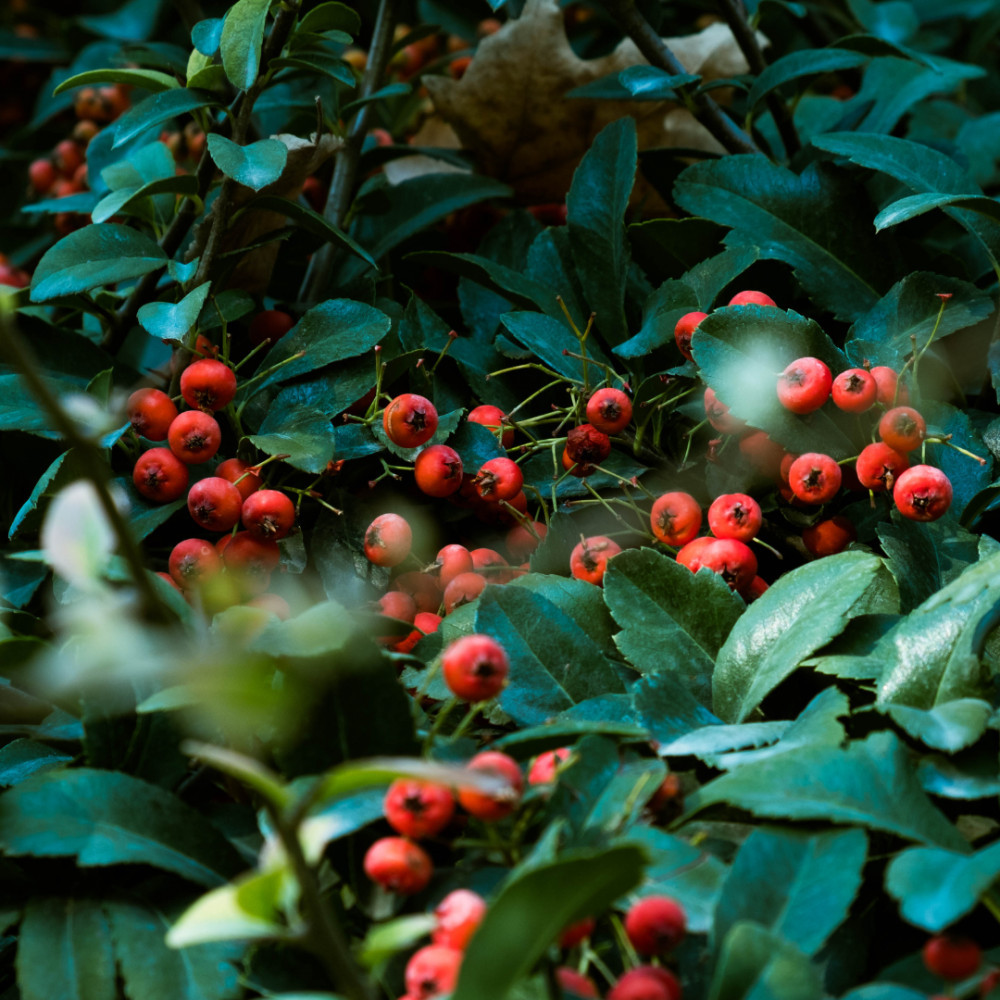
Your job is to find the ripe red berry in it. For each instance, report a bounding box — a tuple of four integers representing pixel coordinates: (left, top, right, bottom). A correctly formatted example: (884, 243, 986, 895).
(527, 747, 570, 785)
(457, 750, 524, 822)
(506, 520, 547, 561)
(28, 157, 57, 194)
(802, 515, 856, 557)
(870, 365, 907, 406)
(168, 538, 222, 590)
(738, 430, 785, 480)
(377, 590, 417, 625)
(570, 535, 621, 585)
(556, 967, 599, 998)
(222, 531, 280, 593)
(468, 404, 513, 448)
(787, 452, 842, 504)
(392, 571, 441, 613)
(707, 493, 762, 542)
(405, 945, 462, 999)
(215, 457, 262, 501)
(879, 406, 926, 453)
(558, 917, 596, 950)
(922, 934, 982, 982)
(180, 358, 237, 412)
(187, 476, 243, 532)
(831, 368, 878, 413)
(433, 544, 474, 588)
(432, 889, 487, 951)
(608, 965, 682, 1000)
(365, 513, 413, 567)
(777, 357, 833, 414)
(246, 593, 292, 619)
(393, 610, 443, 654)
(676, 535, 715, 572)
(383, 393, 438, 449)
(241, 489, 295, 540)
(470, 547, 512, 583)
(586, 388, 633, 434)
(855, 442, 909, 492)
(133, 447, 190, 502)
(126, 388, 178, 441)
(442, 633, 509, 701)
(674, 311, 707, 362)
(565, 424, 611, 467)
(624, 895, 687, 956)
(248, 309, 294, 347)
(167, 410, 222, 464)
(473, 457, 523, 502)
(363, 836, 432, 895)
(443, 572, 487, 614)
(699, 537, 757, 594)
(414, 444, 463, 498)
(893, 465, 953, 522)
(383, 780, 455, 839)
(703, 386, 746, 434)
(729, 290, 777, 307)
(650, 492, 702, 547)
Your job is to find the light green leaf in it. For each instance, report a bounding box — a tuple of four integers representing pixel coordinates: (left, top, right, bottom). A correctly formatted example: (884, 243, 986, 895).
(207, 134, 288, 191)
(137, 282, 212, 342)
(220, 0, 271, 92)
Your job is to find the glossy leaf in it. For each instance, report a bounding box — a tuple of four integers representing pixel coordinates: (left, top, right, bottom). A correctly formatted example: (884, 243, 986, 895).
(137, 282, 212, 342)
(220, 0, 270, 92)
(53, 67, 179, 95)
(249, 408, 336, 474)
(748, 48, 870, 109)
(568, 65, 699, 101)
(500, 311, 612, 382)
(207, 134, 288, 192)
(875, 192, 1000, 231)
(884, 699, 993, 752)
(112, 88, 218, 148)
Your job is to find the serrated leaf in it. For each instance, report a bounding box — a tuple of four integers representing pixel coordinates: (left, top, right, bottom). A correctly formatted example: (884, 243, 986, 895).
(249, 409, 335, 474)
(0, 768, 244, 886)
(137, 282, 211, 341)
(207, 134, 288, 192)
(500, 311, 611, 382)
(16, 897, 116, 1000)
(451, 846, 646, 1000)
(713, 828, 867, 956)
(113, 88, 218, 149)
(30, 225, 167, 301)
(632, 670, 722, 745)
(604, 548, 743, 704)
(713, 552, 890, 723)
(673, 157, 887, 321)
(686, 730, 968, 850)
(661, 721, 790, 760)
(708, 922, 824, 1000)
(884, 699, 993, 753)
(220, 0, 270, 91)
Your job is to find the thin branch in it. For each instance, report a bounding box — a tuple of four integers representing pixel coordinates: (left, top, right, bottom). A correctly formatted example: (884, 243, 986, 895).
(299, 0, 403, 305)
(173, 0, 206, 34)
(715, 0, 800, 158)
(599, 0, 759, 155)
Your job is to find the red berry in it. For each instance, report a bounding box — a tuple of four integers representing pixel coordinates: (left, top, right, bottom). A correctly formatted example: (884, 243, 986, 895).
(650, 492, 702, 547)
(608, 966, 682, 1000)
(506, 521, 547, 561)
(432, 889, 487, 951)
(28, 157, 57, 194)
(127, 388, 178, 441)
(738, 430, 785, 480)
(557, 967, 599, 997)
(133, 447, 190, 502)
(383, 393, 438, 448)
(365, 513, 413, 567)
(586, 388, 633, 434)
(414, 444, 464, 498)
(558, 917, 595, 949)
(53, 139, 84, 179)
(473, 457, 523, 502)
(703, 386, 745, 434)
(870, 365, 907, 406)
(879, 406, 926, 453)
(728, 289, 776, 307)
(222, 531, 280, 592)
(777, 357, 832, 414)
(405, 945, 462, 999)
(248, 309, 294, 347)
(674, 311, 707, 362)
(565, 424, 611, 467)
(168, 538, 222, 590)
(527, 747, 570, 785)
(570, 535, 621, 585)
(180, 358, 237, 412)
(383, 780, 455, 839)
(855, 442, 909, 492)
(363, 836, 432, 895)
(392, 572, 441, 614)
(246, 593, 292, 619)
(470, 547, 512, 583)
(442, 572, 487, 613)
(393, 611, 443, 654)
(802, 515, 856, 557)
(676, 535, 715, 572)
(457, 750, 523, 822)
(922, 934, 982, 982)
(787, 453, 842, 504)
(241, 489, 295, 540)
(707, 493, 762, 542)
(699, 537, 757, 594)
(441, 633, 509, 702)
(624, 895, 687, 956)
(893, 465, 953, 522)
(377, 590, 417, 624)
(467, 404, 513, 448)
(215, 457, 262, 501)
(434, 544, 474, 588)
(831, 368, 878, 413)
(167, 410, 222, 464)
(187, 476, 243, 532)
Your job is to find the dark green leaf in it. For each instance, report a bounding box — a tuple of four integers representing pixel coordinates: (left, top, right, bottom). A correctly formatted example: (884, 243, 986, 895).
(713, 552, 891, 723)
(113, 88, 218, 149)
(53, 67, 179, 95)
(0, 768, 244, 886)
(137, 282, 211, 341)
(30, 225, 168, 301)
(713, 828, 867, 955)
(249, 409, 335, 474)
(661, 721, 790, 761)
(875, 192, 1000, 231)
(566, 118, 636, 346)
(632, 670, 722, 745)
(0, 740, 71, 787)
(499, 312, 611, 382)
(923, 402, 993, 520)
(747, 49, 869, 109)
(568, 65, 699, 101)
(207, 135, 287, 192)
(884, 699, 993, 752)
(708, 923, 824, 1000)
(452, 846, 646, 1000)
(408, 251, 550, 313)
(686, 731, 968, 850)
(298, 2, 361, 36)
(16, 897, 115, 1000)
(673, 157, 888, 321)
(78, 0, 164, 41)
(220, 0, 270, 91)
(474, 586, 625, 727)
(886, 840, 1000, 931)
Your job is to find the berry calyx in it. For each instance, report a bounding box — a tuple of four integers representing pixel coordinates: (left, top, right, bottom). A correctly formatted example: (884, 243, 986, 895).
(180, 358, 237, 412)
(855, 443, 909, 492)
(650, 492, 702, 547)
(831, 368, 877, 413)
(707, 493, 762, 542)
(167, 410, 222, 464)
(241, 489, 295, 540)
(457, 750, 523, 822)
(467, 404, 513, 448)
(168, 538, 222, 590)
(133, 447, 190, 502)
(569, 535, 621, 585)
(383, 779, 455, 839)
(363, 836, 432, 895)
(674, 311, 707, 362)
(624, 895, 687, 956)
(777, 357, 833, 414)
(383, 393, 438, 449)
(893, 465, 953, 521)
(473, 457, 523, 502)
(441, 633, 509, 702)
(879, 406, 926, 453)
(364, 513, 413, 566)
(698, 537, 758, 594)
(586, 387, 633, 434)
(787, 453, 842, 504)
